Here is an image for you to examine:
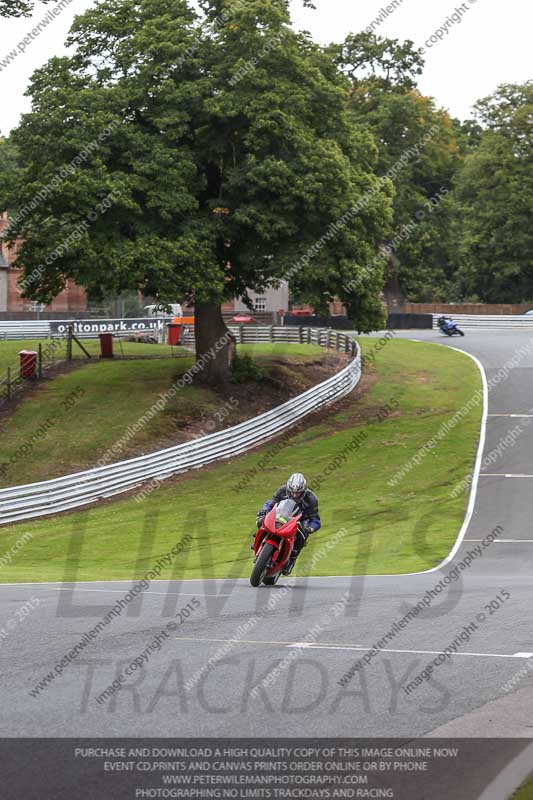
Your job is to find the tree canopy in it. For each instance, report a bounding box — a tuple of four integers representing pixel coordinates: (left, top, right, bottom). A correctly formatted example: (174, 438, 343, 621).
(451, 82, 533, 302)
(0, 137, 18, 213)
(7, 0, 392, 381)
(0, 0, 52, 17)
(335, 33, 459, 303)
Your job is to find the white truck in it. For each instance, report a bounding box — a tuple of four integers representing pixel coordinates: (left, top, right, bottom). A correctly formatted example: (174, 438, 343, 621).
(144, 303, 183, 318)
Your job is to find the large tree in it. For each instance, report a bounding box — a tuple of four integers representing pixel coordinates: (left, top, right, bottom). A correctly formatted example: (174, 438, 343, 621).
(7, 0, 392, 383)
(333, 33, 460, 303)
(0, 136, 18, 213)
(451, 82, 533, 302)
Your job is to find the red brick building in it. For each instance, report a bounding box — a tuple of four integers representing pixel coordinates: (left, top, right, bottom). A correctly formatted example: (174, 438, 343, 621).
(0, 213, 87, 314)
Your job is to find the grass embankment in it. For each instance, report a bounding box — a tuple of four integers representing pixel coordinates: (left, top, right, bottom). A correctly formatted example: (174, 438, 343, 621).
(0, 338, 482, 582)
(0, 342, 326, 487)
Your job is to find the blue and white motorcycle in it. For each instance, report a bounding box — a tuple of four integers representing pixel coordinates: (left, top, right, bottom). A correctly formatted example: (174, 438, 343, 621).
(437, 316, 465, 337)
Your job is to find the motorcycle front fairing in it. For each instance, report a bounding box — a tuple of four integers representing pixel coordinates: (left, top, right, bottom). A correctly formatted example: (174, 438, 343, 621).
(254, 499, 302, 574)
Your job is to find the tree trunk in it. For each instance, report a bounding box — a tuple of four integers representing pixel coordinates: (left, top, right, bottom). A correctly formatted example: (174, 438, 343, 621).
(194, 301, 236, 385)
(383, 251, 404, 313)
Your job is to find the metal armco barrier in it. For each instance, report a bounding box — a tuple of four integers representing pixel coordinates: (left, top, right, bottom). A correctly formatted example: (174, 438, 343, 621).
(431, 314, 533, 329)
(0, 321, 51, 340)
(0, 328, 361, 525)
(0, 320, 337, 342)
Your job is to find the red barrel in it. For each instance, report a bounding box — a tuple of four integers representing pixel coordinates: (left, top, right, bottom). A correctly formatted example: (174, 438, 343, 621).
(19, 350, 37, 379)
(99, 333, 114, 358)
(167, 324, 182, 346)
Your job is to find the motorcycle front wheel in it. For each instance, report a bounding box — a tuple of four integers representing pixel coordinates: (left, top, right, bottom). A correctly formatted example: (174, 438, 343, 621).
(457, 328, 465, 336)
(263, 573, 281, 586)
(250, 543, 276, 587)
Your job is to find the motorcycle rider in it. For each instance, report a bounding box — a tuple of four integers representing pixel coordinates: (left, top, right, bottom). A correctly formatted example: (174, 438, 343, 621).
(437, 315, 464, 336)
(256, 473, 321, 575)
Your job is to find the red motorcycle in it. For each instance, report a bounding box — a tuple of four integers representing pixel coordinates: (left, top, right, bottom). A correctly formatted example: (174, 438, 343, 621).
(250, 499, 302, 587)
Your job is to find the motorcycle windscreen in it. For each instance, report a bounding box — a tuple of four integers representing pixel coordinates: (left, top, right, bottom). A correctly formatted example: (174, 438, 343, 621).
(275, 498, 299, 529)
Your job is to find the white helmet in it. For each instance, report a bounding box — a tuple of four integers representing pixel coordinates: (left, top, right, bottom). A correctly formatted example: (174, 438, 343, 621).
(287, 473, 307, 500)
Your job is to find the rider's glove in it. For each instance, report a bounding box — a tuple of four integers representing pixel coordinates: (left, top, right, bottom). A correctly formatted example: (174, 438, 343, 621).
(257, 514, 265, 529)
(300, 522, 312, 540)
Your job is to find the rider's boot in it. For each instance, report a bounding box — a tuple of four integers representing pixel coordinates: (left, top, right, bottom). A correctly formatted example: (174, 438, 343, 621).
(283, 551, 298, 576)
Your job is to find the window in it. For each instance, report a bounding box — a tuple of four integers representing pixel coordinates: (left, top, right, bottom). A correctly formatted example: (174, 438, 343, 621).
(254, 297, 267, 312)
(30, 301, 45, 312)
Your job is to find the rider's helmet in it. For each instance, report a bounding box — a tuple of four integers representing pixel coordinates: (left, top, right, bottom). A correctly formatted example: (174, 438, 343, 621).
(287, 473, 307, 502)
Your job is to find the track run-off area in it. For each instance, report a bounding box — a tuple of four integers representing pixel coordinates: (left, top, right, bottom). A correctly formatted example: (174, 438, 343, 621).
(1, 329, 533, 796)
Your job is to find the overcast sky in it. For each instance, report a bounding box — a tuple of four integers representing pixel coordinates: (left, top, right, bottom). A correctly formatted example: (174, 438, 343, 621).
(1, 0, 531, 134)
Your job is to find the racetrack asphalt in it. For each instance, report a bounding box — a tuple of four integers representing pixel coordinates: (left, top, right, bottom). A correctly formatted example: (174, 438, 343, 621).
(2, 329, 533, 797)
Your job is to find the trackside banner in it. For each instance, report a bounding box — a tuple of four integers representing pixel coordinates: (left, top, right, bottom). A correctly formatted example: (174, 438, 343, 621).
(50, 318, 167, 336)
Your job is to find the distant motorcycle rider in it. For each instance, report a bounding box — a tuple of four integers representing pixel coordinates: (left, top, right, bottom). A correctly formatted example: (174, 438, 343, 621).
(256, 473, 321, 575)
(437, 316, 465, 337)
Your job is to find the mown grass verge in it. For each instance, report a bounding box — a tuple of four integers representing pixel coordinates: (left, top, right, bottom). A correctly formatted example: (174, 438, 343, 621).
(0, 338, 482, 582)
(511, 778, 533, 799)
(0, 338, 190, 374)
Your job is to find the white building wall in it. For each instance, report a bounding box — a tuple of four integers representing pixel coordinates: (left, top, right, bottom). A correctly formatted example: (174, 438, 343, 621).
(234, 281, 289, 313)
(0, 271, 7, 312)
